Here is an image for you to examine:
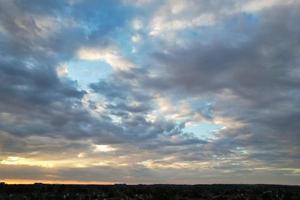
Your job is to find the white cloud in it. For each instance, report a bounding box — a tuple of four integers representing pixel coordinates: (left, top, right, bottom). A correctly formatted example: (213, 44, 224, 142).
(148, 0, 297, 38)
(77, 47, 134, 71)
(240, 0, 297, 13)
(92, 144, 118, 152)
(148, 95, 207, 124)
(56, 63, 68, 77)
(149, 0, 217, 36)
(131, 18, 143, 30)
(131, 34, 141, 43)
(150, 13, 215, 36)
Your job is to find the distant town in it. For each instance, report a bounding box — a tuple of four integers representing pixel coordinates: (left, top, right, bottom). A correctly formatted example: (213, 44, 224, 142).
(0, 182, 299, 200)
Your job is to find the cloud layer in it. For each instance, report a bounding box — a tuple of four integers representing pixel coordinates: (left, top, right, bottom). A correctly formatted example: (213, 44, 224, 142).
(0, 0, 299, 184)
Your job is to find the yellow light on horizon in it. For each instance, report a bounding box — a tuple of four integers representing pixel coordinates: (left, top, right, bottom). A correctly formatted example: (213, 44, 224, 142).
(2, 179, 114, 185)
(0, 156, 54, 168)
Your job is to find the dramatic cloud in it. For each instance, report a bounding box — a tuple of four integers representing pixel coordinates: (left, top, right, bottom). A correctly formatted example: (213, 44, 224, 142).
(0, 0, 299, 184)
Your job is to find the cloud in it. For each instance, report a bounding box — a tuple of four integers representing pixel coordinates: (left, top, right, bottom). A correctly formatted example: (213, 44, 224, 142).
(131, 34, 141, 43)
(92, 144, 118, 152)
(56, 63, 69, 77)
(0, 0, 300, 185)
(150, 13, 216, 36)
(147, 0, 298, 43)
(240, 0, 296, 12)
(131, 18, 143, 30)
(145, 2, 300, 168)
(0, 0, 134, 147)
(78, 47, 134, 71)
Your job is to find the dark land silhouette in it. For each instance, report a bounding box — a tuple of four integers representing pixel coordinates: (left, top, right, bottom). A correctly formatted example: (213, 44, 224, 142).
(0, 183, 300, 199)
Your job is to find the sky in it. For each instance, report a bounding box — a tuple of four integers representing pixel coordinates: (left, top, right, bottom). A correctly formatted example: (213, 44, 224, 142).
(0, 0, 299, 185)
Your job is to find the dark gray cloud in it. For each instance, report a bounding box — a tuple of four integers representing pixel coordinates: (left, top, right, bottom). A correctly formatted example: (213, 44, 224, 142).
(143, 4, 300, 166)
(0, 0, 130, 144)
(89, 73, 200, 146)
(0, 0, 195, 153)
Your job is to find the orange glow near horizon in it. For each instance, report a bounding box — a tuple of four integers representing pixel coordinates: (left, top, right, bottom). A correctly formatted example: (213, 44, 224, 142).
(2, 179, 115, 185)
